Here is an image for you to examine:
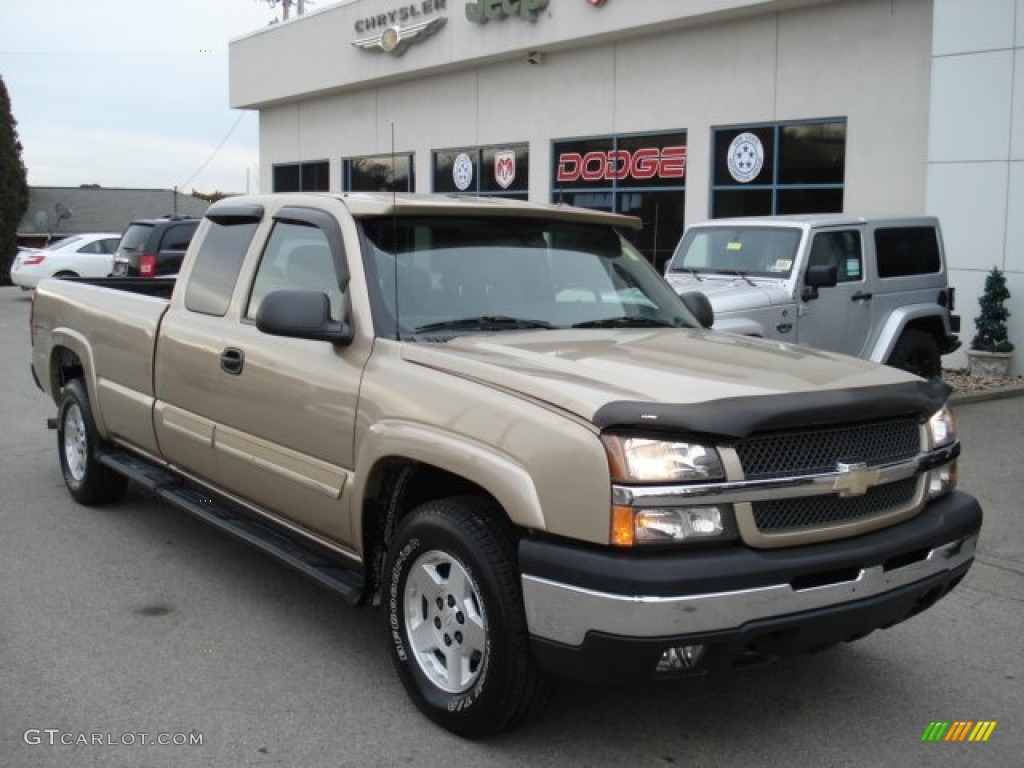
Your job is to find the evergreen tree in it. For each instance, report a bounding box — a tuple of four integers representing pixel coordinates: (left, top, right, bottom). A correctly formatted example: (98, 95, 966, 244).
(971, 267, 1014, 353)
(0, 75, 30, 286)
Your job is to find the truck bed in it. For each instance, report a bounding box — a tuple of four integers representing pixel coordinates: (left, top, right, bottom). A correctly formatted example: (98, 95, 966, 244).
(32, 277, 171, 455)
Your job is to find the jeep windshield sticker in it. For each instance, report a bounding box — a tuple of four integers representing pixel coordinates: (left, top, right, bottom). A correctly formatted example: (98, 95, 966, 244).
(726, 242, 742, 251)
(770, 259, 792, 272)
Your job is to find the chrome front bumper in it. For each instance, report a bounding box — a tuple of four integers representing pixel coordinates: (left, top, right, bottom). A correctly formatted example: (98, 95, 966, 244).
(522, 532, 977, 647)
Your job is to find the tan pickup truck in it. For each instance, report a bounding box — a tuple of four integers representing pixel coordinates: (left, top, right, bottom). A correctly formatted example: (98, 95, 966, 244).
(30, 193, 981, 737)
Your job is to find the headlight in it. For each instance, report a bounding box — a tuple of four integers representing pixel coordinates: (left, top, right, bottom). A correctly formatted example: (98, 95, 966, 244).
(602, 435, 724, 483)
(926, 404, 958, 497)
(927, 405, 956, 449)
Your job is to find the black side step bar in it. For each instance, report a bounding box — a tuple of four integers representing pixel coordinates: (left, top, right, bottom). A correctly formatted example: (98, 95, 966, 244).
(97, 449, 365, 605)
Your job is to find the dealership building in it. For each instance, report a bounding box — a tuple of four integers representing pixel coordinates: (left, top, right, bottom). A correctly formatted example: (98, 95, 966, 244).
(229, 0, 1024, 372)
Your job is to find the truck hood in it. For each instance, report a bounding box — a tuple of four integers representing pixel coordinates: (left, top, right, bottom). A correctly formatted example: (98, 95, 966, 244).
(664, 273, 792, 312)
(401, 329, 940, 436)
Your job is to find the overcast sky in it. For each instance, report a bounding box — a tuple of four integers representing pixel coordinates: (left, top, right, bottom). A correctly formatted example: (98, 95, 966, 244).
(0, 0, 290, 194)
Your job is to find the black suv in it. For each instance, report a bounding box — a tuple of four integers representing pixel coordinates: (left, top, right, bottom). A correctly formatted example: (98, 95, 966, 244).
(112, 216, 199, 278)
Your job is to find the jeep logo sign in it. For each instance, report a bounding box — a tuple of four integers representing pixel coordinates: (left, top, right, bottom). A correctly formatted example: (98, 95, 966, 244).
(466, 0, 549, 23)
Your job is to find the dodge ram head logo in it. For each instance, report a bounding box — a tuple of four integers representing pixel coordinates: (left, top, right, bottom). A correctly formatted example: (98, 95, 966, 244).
(494, 150, 516, 189)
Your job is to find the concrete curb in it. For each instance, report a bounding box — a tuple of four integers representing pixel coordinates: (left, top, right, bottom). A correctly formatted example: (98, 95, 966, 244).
(949, 383, 1024, 405)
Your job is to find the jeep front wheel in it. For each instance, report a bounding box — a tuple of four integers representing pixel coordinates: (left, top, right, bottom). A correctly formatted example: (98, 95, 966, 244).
(383, 496, 550, 737)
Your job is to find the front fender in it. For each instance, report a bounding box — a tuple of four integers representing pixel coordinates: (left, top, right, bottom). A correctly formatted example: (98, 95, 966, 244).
(352, 419, 548, 534)
(868, 305, 950, 364)
(713, 315, 769, 338)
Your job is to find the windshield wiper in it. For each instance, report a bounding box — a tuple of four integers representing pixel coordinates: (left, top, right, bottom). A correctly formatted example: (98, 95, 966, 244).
(571, 316, 676, 329)
(705, 269, 757, 287)
(413, 315, 555, 333)
(668, 267, 704, 282)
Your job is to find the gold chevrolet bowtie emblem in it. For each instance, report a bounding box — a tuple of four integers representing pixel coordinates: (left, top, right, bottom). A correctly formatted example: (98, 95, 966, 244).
(832, 462, 880, 497)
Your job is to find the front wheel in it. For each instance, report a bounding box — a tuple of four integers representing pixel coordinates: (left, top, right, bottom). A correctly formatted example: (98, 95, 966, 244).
(57, 379, 128, 505)
(887, 329, 942, 380)
(383, 497, 550, 737)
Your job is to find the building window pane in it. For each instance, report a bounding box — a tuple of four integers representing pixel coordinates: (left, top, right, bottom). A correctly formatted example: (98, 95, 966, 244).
(617, 191, 686, 273)
(776, 188, 843, 214)
(552, 131, 687, 268)
(712, 119, 846, 218)
(712, 189, 773, 218)
(344, 154, 414, 192)
(433, 144, 528, 196)
(713, 126, 774, 187)
(273, 164, 301, 193)
(301, 161, 329, 191)
(779, 122, 846, 185)
(480, 146, 529, 195)
(273, 161, 329, 192)
(433, 149, 475, 194)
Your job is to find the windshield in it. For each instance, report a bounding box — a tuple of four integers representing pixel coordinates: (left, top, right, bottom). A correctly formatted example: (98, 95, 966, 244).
(667, 226, 802, 278)
(360, 215, 698, 340)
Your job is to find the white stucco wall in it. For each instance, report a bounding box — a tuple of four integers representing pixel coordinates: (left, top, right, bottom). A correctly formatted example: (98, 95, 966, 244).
(236, 0, 932, 228)
(928, 0, 1023, 373)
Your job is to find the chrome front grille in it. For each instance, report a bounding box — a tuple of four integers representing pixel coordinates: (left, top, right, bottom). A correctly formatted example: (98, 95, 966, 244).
(736, 419, 920, 480)
(733, 419, 924, 540)
(752, 477, 920, 532)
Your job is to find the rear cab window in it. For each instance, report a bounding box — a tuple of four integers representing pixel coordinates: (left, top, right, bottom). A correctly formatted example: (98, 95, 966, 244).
(184, 207, 263, 316)
(875, 226, 941, 278)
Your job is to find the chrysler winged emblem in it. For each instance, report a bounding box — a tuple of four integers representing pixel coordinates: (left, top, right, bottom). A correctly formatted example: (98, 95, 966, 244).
(352, 17, 447, 56)
(832, 461, 881, 498)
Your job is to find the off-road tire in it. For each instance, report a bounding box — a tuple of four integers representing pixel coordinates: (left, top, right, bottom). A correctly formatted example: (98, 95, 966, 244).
(383, 496, 551, 737)
(57, 379, 128, 505)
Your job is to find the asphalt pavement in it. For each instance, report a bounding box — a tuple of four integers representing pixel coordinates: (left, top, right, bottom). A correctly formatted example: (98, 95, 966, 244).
(0, 285, 1021, 768)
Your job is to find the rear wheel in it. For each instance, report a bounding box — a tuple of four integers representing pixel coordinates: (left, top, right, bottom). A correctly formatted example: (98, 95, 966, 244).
(888, 329, 941, 380)
(57, 379, 128, 505)
(383, 496, 550, 737)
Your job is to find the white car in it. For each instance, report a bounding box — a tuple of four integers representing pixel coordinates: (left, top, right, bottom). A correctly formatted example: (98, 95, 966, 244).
(10, 233, 122, 289)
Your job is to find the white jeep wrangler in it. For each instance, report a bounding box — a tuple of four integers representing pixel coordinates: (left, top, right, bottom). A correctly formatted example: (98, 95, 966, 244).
(664, 214, 960, 379)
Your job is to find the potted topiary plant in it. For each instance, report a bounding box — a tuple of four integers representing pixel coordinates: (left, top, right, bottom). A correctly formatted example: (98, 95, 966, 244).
(967, 266, 1014, 379)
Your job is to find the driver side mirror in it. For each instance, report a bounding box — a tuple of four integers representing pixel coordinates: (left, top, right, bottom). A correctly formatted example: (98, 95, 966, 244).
(681, 291, 714, 329)
(256, 289, 354, 345)
(801, 265, 838, 301)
